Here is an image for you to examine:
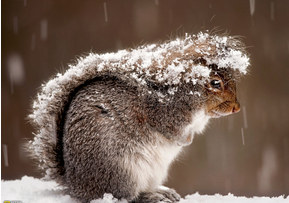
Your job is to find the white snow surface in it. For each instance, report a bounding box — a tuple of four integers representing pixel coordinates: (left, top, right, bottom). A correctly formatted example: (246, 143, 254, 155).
(2, 176, 288, 203)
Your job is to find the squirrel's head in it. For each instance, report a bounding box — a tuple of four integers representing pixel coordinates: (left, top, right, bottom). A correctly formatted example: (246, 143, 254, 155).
(204, 65, 241, 118)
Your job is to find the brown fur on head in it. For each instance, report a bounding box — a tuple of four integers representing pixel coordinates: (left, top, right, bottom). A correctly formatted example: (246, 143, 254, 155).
(204, 64, 240, 118)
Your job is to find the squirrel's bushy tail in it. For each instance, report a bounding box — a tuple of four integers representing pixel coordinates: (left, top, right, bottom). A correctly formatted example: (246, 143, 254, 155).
(27, 54, 105, 183)
(28, 52, 140, 182)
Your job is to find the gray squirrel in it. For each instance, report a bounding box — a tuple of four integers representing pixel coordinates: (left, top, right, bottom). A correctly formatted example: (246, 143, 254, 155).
(27, 32, 249, 203)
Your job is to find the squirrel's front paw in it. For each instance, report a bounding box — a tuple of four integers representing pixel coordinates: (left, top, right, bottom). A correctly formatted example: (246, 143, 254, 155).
(132, 187, 180, 203)
(156, 186, 181, 202)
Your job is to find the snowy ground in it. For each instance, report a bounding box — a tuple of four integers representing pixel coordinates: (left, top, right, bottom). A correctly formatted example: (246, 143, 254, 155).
(1, 176, 288, 203)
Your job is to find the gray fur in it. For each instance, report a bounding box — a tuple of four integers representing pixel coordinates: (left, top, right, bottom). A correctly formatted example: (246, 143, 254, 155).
(27, 33, 249, 203)
(62, 77, 200, 202)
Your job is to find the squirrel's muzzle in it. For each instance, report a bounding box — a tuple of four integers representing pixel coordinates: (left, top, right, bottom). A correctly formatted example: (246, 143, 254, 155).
(231, 101, 241, 114)
(208, 100, 241, 118)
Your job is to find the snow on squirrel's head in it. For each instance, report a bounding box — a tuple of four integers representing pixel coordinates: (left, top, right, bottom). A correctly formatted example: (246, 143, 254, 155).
(91, 32, 249, 87)
(93, 31, 249, 118)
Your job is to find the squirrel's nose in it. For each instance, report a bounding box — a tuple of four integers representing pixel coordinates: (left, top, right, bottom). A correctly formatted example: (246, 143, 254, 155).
(232, 101, 241, 114)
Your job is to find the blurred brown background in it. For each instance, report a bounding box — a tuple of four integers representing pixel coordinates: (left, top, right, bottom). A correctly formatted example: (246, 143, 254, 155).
(2, 0, 289, 198)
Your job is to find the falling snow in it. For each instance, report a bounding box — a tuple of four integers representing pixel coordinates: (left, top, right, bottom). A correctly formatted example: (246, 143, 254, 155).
(270, 2, 275, 21)
(40, 19, 48, 41)
(241, 128, 245, 145)
(2, 144, 9, 167)
(249, 0, 255, 16)
(7, 53, 25, 93)
(103, 2, 108, 22)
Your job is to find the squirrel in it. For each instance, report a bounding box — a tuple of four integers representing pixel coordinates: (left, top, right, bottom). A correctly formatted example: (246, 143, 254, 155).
(27, 32, 249, 203)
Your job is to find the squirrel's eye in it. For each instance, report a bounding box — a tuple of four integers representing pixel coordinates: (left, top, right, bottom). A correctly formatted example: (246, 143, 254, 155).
(210, 80, 222, 89)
